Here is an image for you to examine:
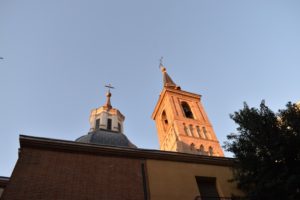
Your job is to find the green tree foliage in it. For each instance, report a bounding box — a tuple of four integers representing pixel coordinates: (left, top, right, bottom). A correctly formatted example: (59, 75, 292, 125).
(224, 101, 300, 200)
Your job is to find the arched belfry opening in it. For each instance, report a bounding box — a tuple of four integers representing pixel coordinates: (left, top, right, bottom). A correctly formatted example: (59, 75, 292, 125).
(181, 101, 194, 119)
(161, 110, 169, 131)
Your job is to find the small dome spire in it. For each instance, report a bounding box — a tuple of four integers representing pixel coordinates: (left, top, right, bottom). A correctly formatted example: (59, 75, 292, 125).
(105, 91, 112, 109)
(104, 84, 114, 109)
(75, 83, 137, 148)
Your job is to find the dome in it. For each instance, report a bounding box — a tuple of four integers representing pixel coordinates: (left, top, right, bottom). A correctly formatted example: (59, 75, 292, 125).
(75, 129, 137, 148)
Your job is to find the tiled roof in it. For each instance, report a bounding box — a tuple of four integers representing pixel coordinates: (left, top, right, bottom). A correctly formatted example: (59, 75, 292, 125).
(75, 129, 137, 148)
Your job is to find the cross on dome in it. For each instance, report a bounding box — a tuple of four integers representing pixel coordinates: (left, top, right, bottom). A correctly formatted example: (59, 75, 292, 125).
(104, 84, 114, 109)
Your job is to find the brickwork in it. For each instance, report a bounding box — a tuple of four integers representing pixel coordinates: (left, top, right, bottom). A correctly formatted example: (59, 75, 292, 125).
(2, 147, 145, 200)
(0, 176, 9, 199)
(152, 86, 224, 156)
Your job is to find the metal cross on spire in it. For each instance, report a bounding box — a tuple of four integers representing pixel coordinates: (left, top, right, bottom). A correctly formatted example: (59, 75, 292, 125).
(104, 84, 114, 109)
(159, 57, 167, 73)
(159, 57, 164, 67)
(105, 84, 115, 93)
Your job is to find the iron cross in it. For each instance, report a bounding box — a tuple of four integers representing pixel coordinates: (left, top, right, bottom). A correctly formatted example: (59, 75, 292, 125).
(105, 84, 115, 92)
(159, 57, 164, 67)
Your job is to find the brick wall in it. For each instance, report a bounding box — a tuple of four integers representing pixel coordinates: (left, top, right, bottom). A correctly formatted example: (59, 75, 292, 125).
(0, 188, 3, 198)
(2, 147, 145, 200)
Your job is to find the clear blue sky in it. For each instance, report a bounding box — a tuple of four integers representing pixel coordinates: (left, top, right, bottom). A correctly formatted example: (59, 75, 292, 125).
(1, 0, 300, 177)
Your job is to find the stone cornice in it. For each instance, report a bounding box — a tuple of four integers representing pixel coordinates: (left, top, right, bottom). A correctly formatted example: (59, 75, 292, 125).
(19, 135, 234, 167)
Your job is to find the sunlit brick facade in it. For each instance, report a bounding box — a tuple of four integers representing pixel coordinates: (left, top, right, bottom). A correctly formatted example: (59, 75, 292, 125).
(152, 65, 224, 156)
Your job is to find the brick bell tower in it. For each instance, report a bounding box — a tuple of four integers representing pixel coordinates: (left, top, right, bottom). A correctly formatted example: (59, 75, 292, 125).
(152, 63, 224, 157)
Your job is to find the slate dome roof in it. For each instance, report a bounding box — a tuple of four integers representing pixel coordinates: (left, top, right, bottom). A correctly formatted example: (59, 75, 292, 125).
(75, 129, 137, 148)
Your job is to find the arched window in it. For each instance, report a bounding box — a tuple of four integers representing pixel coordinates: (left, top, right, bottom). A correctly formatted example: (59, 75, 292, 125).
(190, 143, 195, 151)
(118, 123, 122, 132)
(161, 111, 169, 131)
(183, 123, 188, 135)
(199, 145, 205, 155)
(95, 119, 100, 130)
(202, 127, 212, 139)
(189, 125, 194, 137)
(196, 126, 201, 138)
(202, 127, 208, 139)
(184, 123, 192, 136)
(107, 118, 112, 130)
(206, 130, 212, 140)
(181, 102, 194, 119)
(209, 146, 214, 156)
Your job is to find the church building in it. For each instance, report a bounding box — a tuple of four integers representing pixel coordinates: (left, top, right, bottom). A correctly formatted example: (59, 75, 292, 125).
(0, 64, 244, 200)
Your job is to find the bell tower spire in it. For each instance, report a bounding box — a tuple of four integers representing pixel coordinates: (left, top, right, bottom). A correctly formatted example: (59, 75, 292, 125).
(152, 62, 224, 157)
(159, 57, 180, 89)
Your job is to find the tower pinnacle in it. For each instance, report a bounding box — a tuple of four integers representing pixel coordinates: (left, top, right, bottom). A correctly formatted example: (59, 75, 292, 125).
(159, 60, 180, 90)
